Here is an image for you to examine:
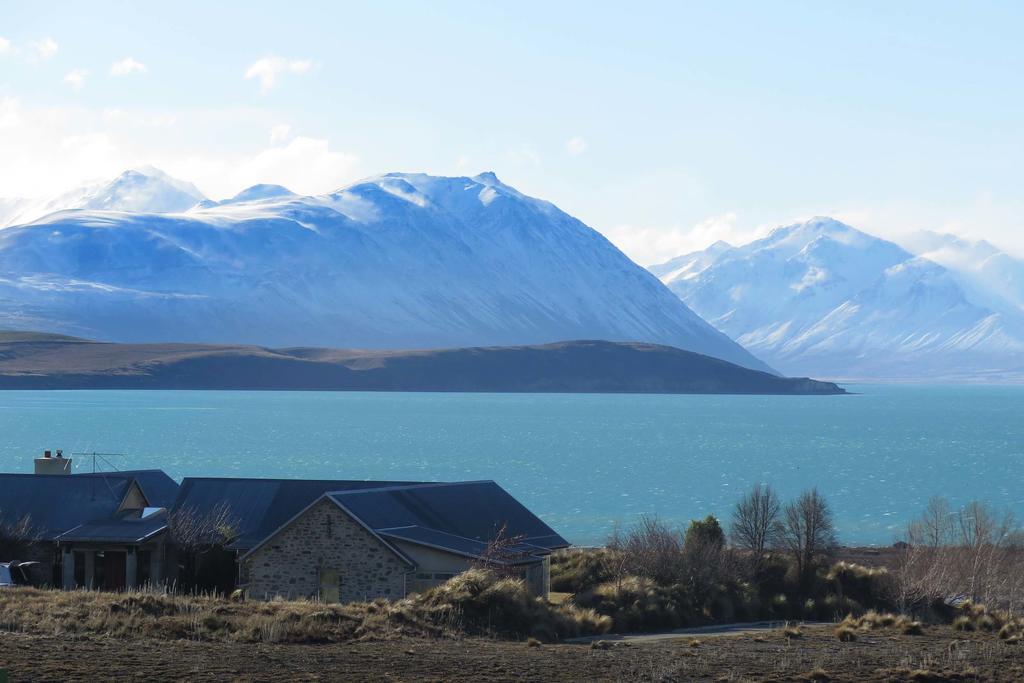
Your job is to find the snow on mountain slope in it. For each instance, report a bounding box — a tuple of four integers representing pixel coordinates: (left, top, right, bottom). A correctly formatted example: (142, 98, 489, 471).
(0, 171, 772, 372)
(0, 167, 206, 227)
(898, 230, 1024, 314)
(651, 218, 1024, 380)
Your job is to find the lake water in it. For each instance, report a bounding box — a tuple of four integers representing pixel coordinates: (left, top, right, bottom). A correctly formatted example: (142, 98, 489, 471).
(0, 386, 1021, 546)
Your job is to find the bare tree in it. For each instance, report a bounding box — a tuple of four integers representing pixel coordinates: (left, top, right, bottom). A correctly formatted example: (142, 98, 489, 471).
(730, 484, 782, 570)
(781, 489, 837, 586)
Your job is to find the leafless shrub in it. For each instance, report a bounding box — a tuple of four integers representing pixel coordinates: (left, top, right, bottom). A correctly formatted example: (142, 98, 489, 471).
(606, 516, 685, 585)
(168, 502, 240, 550)
(893, 498, 1024, 615)
(470, 524, 533, 581)
(0, 510, 41, 559)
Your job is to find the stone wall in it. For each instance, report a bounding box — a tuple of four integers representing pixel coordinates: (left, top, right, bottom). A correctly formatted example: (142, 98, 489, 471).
(243, 498, 410, 602)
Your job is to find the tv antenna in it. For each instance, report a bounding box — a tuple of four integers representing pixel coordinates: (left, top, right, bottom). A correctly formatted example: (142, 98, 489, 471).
(72, 451, 128, 501)
(72, 451, 127, 475)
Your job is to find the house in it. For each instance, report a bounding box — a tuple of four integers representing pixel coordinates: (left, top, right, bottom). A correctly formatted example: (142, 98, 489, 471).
(0, 467, 179, 589)
(0, 459, 569, 601)
(165, 476, 420, 594)
(240, 481, 568, 601)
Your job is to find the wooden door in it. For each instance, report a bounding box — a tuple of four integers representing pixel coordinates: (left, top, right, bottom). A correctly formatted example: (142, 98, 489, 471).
(319, 569, 339, 603)
(103, 552, 127, 591)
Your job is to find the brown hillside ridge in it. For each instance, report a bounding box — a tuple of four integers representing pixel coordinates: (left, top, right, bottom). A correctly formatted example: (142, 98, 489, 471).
(0, 333, 845, 394)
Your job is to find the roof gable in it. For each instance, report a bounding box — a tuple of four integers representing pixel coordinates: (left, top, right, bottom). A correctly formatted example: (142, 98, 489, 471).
(240, 495, 415, 566)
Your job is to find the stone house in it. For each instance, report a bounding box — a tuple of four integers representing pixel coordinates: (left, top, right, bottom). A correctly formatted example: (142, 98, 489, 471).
(240, 481, 567, 601)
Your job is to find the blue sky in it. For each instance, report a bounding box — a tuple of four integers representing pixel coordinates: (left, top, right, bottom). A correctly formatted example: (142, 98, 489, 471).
(2, 1, 1023, 262)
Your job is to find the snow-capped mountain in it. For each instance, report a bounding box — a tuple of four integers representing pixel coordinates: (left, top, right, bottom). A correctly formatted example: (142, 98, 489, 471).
(0, 170, 771, 372)
(651, 218, 1024, 380)
(898, 231, 1024, 314)
(0, 167, 206, 227)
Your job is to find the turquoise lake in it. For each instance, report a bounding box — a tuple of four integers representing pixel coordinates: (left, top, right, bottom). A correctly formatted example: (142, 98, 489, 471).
(1, 386, 1021, 546)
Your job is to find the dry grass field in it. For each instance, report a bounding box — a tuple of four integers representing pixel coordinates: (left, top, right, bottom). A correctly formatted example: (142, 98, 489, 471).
(1, 621, 1023, 682)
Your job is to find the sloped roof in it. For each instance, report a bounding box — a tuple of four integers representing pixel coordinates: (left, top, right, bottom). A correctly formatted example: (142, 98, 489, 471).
(56, 509, 168, 544)
(171, 477, 424, 550)
(0, 472, 135, 540)
(328, 481, 569, 560)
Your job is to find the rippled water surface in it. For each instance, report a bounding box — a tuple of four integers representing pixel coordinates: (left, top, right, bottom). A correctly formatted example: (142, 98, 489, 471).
(1, 386, 1021, 545)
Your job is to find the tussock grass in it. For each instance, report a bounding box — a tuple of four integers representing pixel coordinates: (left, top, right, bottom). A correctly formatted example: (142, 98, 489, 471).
(953, 615, 977, 632)
(0, 569, 611, 644)
(836, 611, 926, 637)
(574, 576, 692, 632)
(834, 624, 858, 642)
(549, 548, 615, 593)
(898, 617, 924, 636)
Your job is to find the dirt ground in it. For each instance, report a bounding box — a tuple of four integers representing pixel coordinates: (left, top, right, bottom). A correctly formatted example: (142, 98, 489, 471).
(1, 625, 1022, 682)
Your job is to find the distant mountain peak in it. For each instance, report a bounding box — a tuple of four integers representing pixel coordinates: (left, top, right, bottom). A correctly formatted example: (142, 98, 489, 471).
(0, 166, 206, 227)
(653, 217, 1024, 380)
(226, 184, 296, 204)
(473, 171, 500, 185)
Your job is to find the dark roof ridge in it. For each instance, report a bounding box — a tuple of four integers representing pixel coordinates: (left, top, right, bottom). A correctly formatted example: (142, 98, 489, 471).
(179, 475, 432, 485)
(327, 480, 495, 497)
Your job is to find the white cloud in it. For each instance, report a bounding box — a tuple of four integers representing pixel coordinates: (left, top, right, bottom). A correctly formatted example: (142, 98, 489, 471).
(0, 37, 11, 55)
(269, 123, 292, 144)
(244, 56, 313, 92)
(231, 136, 358, 195)
(29, 37, 58, 61)
(156, 136, 359, 198)
(63, 69, 89, 91)
(601, 212, 772, 266)
(0, 97, 360, 200)
(507, 146, 541, 167)
(0, 97, 21, 128)
(110, 57, 147, 76)
(456, 154, 471, 170)
(565, 136, 587, 155)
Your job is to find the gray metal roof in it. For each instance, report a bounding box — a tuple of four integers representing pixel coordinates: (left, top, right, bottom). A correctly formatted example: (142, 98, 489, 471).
(56, 509, 168, 544)
(329, 481, 569, 560)
(0, 472, 135, 540)
(171, 477, 425, 550)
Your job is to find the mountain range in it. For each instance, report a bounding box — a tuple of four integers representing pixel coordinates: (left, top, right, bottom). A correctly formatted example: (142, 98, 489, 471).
(0, 168, 770, 372)
(651, 218, 1024, 380)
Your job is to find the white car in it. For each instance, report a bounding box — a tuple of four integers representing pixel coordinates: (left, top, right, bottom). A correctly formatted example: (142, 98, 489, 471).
(0, 561, 38, 587)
